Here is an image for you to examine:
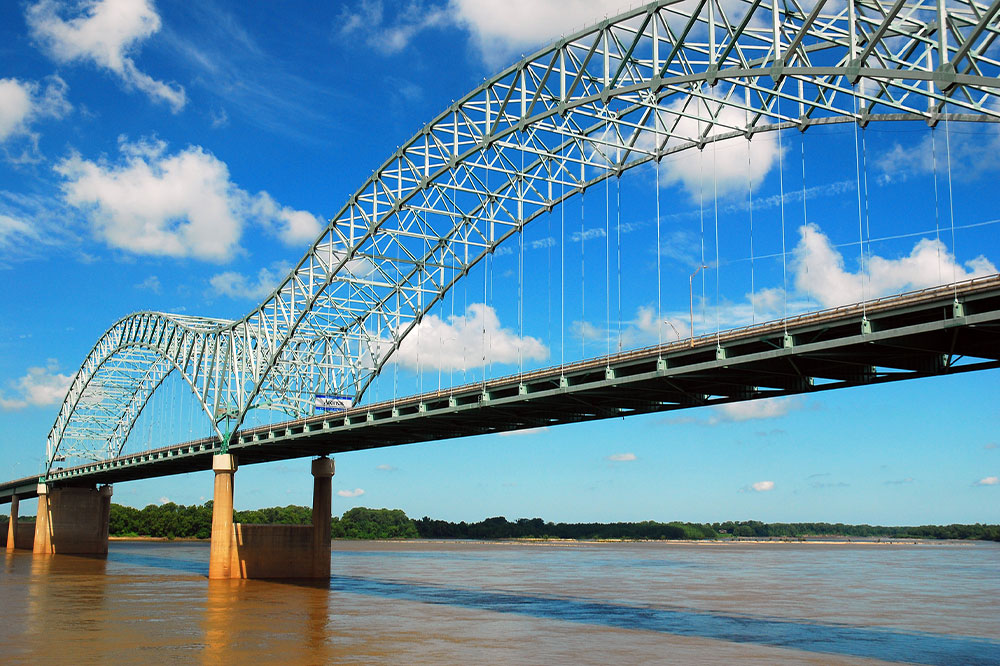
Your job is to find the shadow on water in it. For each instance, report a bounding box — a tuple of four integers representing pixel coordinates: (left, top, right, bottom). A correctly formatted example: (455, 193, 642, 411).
(107, 549, 209, 576)
(329, 574, 1000, 666)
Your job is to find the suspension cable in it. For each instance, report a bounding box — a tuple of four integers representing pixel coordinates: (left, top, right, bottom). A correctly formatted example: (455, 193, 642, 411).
(713, 131, 721, 345)
(616, 145, 622, 353)
(777, 98, 788, 331)
(655, 108, 663, 351)
(519, 129, 525, 380)
(561, 132, 566, 370)
(606, 115, 612, 364)
(852, 84, 866, 317)
(945, 113, 958, 297)
(747, 120, 756, 324)
(932, 126, 942, 283)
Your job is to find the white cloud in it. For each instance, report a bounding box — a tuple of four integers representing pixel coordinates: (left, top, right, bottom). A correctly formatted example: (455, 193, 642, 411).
(337, 488, 366, 498)
(0, 76, 71, 153)
(793, 223, 997, 308)
(135, 275, 161, 293)
(622, 305, 687, 346)
(711, 397, 802, 424)
(0, 80, 36, 142)
(393, 303, 548, 371)
(0, 359, 73, 410)
(158, 496, 171, 504)
(26, 0, 186, 111)
(571, 319, 606, 343)
(875, 125, 1000, 183)
(607, 452, 636, 461)
(975, 476, 998, 486)
(0, 214, 37, 248)
(55, 137, 321, 260)
(209, 263, 290, 300)
(571, 227, 607, 243)
(745, 480, 775, 492)
(375, 464, 397, 471)
(250, 192, 323, 246)
(656, 93, 781, 199)
(340, 1, 634, 67)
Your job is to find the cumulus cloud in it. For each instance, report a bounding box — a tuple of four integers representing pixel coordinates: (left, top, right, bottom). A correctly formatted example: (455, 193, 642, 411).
(0, 76, 71, 159)
(340, 0, 630, 67)
(975, 476, 998, 486)
(337, 488, 366, 498)
(54, 137, 322, 260)
(711, 397, 802, 424)
(209, 263, 290, 300)
(0, 359, 73, 410)
(250, 192, 323, 246)
(656, 92, 781, 199)
(393, 303, 548, 371)
(375, 464, 397, 471)
(607, 452, 636, 461)
(26, 0, 186, 111)
(793, 223, 997, 308)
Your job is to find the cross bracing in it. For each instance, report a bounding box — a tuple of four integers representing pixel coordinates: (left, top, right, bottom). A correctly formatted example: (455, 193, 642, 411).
(44, 0, 1000, 471)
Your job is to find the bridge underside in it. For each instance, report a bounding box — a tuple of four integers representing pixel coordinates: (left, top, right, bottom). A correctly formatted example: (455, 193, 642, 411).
(5, 276, 999, 501)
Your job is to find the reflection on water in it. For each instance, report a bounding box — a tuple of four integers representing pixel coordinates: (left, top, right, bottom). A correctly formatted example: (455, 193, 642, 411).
(2, 541, 999, 664)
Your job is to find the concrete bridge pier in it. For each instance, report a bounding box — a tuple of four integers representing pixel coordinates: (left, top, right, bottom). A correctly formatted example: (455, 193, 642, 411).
(32, 483, 112, 555)
(209, 454, 334, 579)
(6, 495, 18, 551)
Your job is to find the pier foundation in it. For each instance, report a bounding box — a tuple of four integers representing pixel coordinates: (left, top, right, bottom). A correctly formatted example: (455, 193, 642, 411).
(32, 484, 112, 555)
(209, 454, 334, 579)
(6, 495, 35, 551)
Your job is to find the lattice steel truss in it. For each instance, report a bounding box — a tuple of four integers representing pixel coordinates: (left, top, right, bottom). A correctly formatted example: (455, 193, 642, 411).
(45, 0, 1000, 470)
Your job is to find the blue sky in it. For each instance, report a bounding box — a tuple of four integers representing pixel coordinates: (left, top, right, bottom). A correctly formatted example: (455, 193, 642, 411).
(1, 0, 997, 524)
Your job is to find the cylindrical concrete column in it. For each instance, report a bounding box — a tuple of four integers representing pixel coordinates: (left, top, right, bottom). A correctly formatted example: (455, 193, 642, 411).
(311, 457, 334, 578)
(6, 495, 18, 552)
(98, 485, 113, 555)
(32, 484, 50, 555)
(208, 455, 237, 580)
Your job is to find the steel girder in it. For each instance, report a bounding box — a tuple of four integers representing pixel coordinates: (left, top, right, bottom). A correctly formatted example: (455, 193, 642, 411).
(44, 0, 1000, 471)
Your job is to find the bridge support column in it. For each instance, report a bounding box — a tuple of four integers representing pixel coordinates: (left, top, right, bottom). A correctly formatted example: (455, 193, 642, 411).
(32, 483, 112, 555)
(208, 454, 237, 580)
(208, 454, 334, 579)
(32, 484, 49, 554)
(6, 495, 18, 551)
(311, 457, 334, 578)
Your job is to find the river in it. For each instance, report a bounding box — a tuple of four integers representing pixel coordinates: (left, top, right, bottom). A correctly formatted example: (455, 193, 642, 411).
(2, 540, 999, 664)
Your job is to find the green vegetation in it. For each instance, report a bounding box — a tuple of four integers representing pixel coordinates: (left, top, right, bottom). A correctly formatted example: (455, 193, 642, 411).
(88, 504, 1000, 541)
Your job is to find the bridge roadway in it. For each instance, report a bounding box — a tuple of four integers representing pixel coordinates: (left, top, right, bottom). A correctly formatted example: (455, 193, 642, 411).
(3, 275, 999, 503)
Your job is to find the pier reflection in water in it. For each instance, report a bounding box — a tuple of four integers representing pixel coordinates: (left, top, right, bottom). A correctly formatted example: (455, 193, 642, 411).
(2, 540, 999, 664)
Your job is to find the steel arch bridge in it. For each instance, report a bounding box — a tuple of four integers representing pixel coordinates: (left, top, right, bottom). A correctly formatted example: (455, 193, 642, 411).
(45, 0, 1000, 473)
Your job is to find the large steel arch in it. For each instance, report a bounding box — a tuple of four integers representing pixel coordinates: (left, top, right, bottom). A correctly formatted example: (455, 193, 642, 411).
(46, 0, 1000, 471)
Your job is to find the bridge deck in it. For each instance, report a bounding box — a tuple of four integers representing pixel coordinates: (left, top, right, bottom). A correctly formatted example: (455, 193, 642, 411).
(4, 275, 999, 502)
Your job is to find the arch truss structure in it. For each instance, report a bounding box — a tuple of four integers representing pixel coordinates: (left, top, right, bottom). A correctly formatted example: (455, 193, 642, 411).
(46, 0, 1000, 470)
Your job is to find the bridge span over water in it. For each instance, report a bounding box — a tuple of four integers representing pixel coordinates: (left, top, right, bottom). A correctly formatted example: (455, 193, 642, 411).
(4, 0, 1000, 578)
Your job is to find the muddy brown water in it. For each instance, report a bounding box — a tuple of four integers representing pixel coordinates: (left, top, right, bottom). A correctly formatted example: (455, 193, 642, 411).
(2, 539, 998, 664)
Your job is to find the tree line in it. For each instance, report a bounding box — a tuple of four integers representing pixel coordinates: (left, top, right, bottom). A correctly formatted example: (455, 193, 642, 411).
(77, 503, 1000, 542)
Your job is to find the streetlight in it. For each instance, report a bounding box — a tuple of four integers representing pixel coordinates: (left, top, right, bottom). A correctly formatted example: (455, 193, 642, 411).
(689, 265, 707, 347)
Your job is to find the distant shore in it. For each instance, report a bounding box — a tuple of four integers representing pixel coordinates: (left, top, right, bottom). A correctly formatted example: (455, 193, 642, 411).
(105, 535, 989, 546)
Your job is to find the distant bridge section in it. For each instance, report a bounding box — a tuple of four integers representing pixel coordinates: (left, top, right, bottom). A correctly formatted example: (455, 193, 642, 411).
(4, 274, 997, 503)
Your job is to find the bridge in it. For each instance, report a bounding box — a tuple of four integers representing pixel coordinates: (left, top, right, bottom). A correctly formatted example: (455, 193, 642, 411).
(4, 0, 1000, 578)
